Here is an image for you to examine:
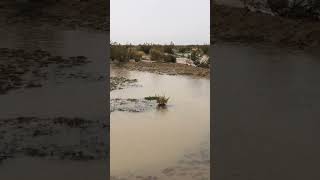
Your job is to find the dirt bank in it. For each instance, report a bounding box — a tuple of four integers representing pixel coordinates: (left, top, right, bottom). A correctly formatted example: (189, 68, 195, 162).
(112, 62, 210, 79)
(212, 4, 320, 49)
(0, 0, 108, 32)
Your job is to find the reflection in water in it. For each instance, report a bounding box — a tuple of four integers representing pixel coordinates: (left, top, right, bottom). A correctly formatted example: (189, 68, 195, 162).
(111, 67, 210, 179)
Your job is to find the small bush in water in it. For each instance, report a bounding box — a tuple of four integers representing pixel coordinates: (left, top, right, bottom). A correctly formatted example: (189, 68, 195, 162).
(145, 95, 170, 107)
(156, 95, 170, 107)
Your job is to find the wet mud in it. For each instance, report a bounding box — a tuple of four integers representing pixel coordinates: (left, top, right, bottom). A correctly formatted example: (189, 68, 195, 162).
(0, 48, 92, 94)
(0, 117, 108, 163)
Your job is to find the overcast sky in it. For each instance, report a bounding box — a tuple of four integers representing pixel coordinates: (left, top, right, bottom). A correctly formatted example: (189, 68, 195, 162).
(111, 0, 210, 45)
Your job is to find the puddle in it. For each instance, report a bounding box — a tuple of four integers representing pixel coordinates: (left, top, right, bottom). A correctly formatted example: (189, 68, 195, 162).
(110, 66, 210, 179)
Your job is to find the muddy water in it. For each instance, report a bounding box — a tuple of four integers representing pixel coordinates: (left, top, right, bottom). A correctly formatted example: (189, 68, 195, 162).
(0, 25, 108, 119)
(110, 67, 210, 180)
(0, 25, 108, 179)
(213, 43, 320, 180)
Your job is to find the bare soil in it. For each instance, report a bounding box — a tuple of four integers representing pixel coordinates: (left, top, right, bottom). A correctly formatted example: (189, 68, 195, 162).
(212, 4, 320, 49)
(112, 62, 210, 79)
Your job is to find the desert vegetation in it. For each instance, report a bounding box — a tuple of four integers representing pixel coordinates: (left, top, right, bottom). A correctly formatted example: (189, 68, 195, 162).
(110, 42, 210, 68)
(145, 95, 170, 107)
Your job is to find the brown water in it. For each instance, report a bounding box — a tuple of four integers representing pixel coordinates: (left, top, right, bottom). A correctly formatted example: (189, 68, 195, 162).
(213, 43, 320, 180)
(0, 25, 108, 119)
(110, 67, 210, 180)
(0, 25, 108, 179)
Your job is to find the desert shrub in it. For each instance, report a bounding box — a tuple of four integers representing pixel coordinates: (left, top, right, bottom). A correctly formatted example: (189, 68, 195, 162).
(163, 54, 176, 63)
(199, 45, 209, 55)
(150, 48, 164, 61)
(128, 48, 143, 61)
(110, 42, 128, 62)
(156, 95, 170, 107)
(145, 95, 170, 107)
(190, 50, 198, 61)
(139, 43, 153, 54)
(177, 46, 188, 53)
(163, 42, 175, 54)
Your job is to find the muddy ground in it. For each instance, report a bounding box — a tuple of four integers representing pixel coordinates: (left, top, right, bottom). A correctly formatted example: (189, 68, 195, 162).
(110, 77, 139, 91)
(111, 62, 210, 79)
(0, 0, 108, 32)
(0, 48, 108, 164)
(0, 117, 108, 163)
(0, 48, 96, 94)
(212, 4, 320, 49)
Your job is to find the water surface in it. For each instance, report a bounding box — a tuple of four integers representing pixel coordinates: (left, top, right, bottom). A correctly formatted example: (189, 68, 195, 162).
(0, 25, 108, 179)
(111, 67, 210, 179)
(213, 43, 320, 180)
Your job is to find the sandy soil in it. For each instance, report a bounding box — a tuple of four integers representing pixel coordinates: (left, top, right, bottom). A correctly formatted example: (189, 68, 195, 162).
(212, 4, 320, 49)
(111, 62, 210, 79)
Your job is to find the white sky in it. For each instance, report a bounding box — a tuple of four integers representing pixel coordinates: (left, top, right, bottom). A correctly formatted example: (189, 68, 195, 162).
(111, 0, 210, 45)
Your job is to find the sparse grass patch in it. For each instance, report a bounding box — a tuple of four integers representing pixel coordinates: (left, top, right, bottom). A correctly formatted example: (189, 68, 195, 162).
(144, 95, 170, 106)
(144, 96, 159, 101)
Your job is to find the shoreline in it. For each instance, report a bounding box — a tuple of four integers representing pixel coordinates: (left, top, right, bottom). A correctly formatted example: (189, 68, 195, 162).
(111, 61, 210, 79)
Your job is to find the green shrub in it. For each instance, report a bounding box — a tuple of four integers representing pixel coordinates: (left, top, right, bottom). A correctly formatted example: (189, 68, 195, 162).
(156, 95, 170, 107)
(150, 48, 164, 61)
(163, 42, 175, 54)
(139, 43, 153, 54)
(199, 45, 209, 55)
(128, 48, 143, 61)
(145, 95, 170, 107)
(177, 46, 190, 53)
(190, 50, 198, 61)
(110, 42, 128, 62)
(163, 54, 176, 63)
